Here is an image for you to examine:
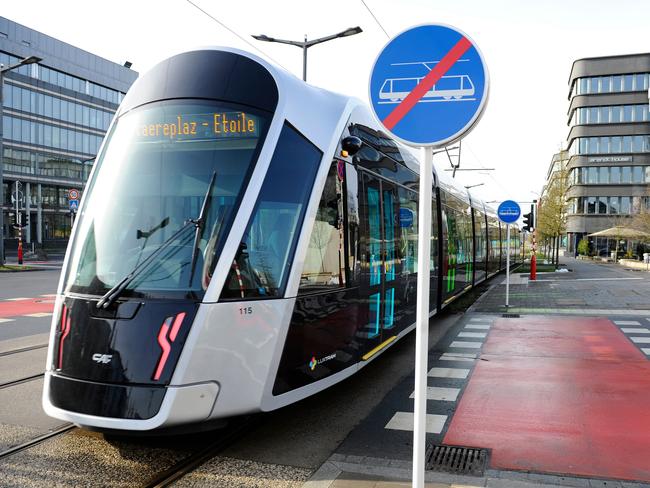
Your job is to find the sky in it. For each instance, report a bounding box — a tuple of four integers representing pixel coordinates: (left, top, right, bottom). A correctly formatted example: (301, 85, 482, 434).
(3, 0, 650, 206)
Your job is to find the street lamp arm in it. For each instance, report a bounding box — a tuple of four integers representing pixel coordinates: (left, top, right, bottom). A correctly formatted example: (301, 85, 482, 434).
(305, 26, 363, 47)
(0, 55, 42, 74)
(251, 35, 304, 47)
(251, 27, 361, 82)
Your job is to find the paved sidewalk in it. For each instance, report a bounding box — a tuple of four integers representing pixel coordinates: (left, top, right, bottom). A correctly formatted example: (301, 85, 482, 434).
(473, 257, 650, 313)
(301, 257, 650, 488)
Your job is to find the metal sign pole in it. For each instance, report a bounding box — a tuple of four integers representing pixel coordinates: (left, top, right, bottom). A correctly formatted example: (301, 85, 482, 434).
(413, 146, 433, 488)
(505, 223, 510, 308)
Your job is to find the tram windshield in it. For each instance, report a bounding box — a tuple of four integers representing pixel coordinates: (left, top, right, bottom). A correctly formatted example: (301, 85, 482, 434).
(62, 100, 270, 299)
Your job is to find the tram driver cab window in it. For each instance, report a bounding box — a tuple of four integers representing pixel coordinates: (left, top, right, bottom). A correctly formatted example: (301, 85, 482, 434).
(298, 161, 346, 294)
(220, 123, 321, 300)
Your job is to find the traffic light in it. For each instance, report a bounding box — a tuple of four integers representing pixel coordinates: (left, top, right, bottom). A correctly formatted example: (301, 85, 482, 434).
(522, 204, 535, 232)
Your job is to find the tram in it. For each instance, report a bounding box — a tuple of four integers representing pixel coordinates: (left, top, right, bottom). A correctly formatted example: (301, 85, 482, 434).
(42, 47, 521, 431)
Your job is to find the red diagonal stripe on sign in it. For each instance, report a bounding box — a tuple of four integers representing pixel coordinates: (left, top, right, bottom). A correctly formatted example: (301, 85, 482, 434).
(382, 36, 473, 131)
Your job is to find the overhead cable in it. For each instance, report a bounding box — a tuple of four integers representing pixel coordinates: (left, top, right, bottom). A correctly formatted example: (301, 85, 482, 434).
(185, 0, 287, 69)
(360, 0, 390, 39)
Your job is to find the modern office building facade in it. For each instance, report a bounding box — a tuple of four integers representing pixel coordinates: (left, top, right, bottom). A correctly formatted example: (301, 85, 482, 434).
(1, 16, 137, 253)
(565, 53, 650, 255)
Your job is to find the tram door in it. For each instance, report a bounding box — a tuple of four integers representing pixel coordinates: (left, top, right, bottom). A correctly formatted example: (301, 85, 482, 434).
(360, 172, 399, 352)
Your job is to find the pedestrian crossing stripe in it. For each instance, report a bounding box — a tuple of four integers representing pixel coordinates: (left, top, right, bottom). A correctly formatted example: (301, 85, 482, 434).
(428, 367, 469, 379)
(450, 341, 482, 348)
(409, 387, 460, 401)
(384, 412, 447, 434)
(465, 324, 490, 330)
(23, 313, 53, 318)
(5, 297, 30, 301)
(458, 331, 487, 339)
(621, 328, 650, 334)
(614, 320, 641, 326)
(0, 318, 14, 323)
(631, 337, 650, 344)
(439, 352, 476, 362)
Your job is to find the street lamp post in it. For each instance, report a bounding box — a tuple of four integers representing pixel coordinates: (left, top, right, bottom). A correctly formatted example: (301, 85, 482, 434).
(0, 55, 42, 264)
(252, 27, 362, 81)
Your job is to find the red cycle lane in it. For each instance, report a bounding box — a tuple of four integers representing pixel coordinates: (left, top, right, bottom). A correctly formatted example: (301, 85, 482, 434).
(443, 316, 650, 483)
(0, 298, 55, 317)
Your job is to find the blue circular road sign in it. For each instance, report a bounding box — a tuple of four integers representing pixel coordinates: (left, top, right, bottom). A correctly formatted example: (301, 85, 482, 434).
(369, 24, 489, 147)
(497, 200, 521, 224)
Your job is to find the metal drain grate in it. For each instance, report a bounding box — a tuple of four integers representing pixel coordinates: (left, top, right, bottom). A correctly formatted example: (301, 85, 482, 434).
(425, 444, 487, 475)
(502, 313, 520, 318)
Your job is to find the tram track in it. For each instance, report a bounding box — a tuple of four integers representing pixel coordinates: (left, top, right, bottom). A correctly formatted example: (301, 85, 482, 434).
(142, 416, 260, 488)
(0, 372, 44, 390)
(0, 423, 76, 461)
(0, 343, 48, 358)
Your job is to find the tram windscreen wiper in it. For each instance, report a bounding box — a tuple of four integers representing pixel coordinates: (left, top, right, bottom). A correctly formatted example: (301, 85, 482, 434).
(96, 220, 195, 309)
(188, 171, 217, 286)
(96, 171, 217, 309)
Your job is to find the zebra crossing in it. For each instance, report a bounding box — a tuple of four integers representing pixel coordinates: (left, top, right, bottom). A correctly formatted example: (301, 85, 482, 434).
(384, 314, 495, 434)
(613, 319, 650, 357)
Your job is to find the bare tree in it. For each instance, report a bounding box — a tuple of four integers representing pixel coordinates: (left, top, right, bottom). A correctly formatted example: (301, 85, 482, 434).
(630, 209, 650, 235)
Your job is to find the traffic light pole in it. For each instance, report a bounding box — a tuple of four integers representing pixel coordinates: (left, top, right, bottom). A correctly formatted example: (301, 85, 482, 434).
(522, 203, 536, 280)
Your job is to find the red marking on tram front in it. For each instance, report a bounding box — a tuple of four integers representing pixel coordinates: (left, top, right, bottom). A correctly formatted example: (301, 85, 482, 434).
(443, 316, 650, 482)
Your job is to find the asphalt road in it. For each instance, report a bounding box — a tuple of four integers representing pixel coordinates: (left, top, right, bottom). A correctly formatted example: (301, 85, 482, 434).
(0, 268, 60, 342)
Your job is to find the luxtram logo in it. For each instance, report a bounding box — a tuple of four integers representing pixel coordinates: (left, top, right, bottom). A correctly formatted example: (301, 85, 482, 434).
(309, 353, 336, 371)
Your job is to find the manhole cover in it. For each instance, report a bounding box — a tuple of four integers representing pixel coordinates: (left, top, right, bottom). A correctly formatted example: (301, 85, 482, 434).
(502, 313, 520, 318)
(425, 444, 487, 476)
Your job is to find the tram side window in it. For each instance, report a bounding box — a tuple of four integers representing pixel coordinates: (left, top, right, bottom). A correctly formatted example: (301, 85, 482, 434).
(346, 163, 360, 286)
(399, 187, 418, 274)
(430, 196, 438, 271)
(220, 123, 321, 300)
(298, 161, 346, 294)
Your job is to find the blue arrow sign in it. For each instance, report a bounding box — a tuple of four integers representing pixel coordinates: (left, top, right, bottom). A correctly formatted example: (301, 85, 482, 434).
(497, 200, 521, 224)
(369, 24, 489, 147)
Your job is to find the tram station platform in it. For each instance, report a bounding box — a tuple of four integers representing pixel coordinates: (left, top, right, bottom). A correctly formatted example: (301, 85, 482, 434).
(303, 259, 650, 488)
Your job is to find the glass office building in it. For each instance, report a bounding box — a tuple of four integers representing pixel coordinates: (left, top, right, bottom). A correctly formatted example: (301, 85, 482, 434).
(1, 16, 137, 253)
(564, 53, 650, 256)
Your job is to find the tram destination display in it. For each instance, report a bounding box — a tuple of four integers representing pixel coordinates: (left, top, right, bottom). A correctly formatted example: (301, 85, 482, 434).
(136, 111, 259, 141)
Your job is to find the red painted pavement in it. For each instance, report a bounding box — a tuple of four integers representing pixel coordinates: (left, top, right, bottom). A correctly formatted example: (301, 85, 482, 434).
(443, 316, 650, 482)
(0, 298, 55, 317)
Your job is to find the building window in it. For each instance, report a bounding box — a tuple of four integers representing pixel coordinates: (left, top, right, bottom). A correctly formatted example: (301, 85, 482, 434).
(574, 73, 650, 96)
(571, 135, 650, 155)
(622, 166, 631, 183)
(621, 196, 631, 214)
(587, 197, 596, 214)
(598, 167, 609, 184)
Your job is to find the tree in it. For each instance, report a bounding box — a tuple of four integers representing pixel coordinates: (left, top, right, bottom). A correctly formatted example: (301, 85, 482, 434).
(630, 209, 650, 235)
(577, 237, 590, 256)
(536, 166, 569, 267)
